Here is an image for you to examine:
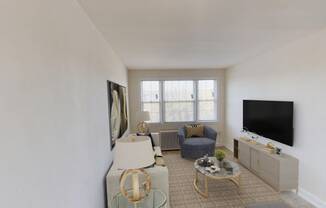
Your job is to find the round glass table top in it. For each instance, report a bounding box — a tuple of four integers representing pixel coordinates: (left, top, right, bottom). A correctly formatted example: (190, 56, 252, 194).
(111, 189, 167, 208)
(194, 157, 241, 179)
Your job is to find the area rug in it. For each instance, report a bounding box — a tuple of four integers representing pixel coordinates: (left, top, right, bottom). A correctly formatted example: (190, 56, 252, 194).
(164, 150, 284, 208)
(246, 201, 292, 208)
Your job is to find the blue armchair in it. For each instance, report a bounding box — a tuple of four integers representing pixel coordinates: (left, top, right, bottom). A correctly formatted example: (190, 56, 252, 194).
(178, 126, 217, 159)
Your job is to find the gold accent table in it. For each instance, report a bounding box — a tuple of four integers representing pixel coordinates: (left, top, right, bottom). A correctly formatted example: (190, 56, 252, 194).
(193, 157, 241, 198)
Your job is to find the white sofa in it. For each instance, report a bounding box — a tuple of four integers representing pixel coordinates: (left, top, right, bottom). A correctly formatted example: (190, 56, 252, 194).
(106, 146, 169, 208)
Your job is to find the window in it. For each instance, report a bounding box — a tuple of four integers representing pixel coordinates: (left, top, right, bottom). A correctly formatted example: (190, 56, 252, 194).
(141, 81, 160, 123)
(164, 81, 195, 122)
(140, 80, 218, 123)
(197, 80, 217, 121)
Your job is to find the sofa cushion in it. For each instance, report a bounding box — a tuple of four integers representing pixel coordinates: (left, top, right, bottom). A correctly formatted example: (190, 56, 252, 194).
(185, 124, 204, 137)
(183, 137, 214, 146)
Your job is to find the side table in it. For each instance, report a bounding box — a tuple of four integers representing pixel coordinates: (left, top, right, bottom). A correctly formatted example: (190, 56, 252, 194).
(111, 189, 167, 208)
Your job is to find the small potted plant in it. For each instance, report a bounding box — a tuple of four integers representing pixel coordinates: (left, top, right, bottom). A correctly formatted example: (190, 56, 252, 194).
(215, 150, 226, 167)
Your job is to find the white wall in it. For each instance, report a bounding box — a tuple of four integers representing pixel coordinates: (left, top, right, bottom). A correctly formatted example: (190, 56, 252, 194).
(0, 0, 127, 208)
(128, 69, 225, 143)
(225, 29, 326, 207)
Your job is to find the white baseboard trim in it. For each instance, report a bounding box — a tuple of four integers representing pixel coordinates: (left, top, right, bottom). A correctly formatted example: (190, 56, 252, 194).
(298, 188, 326, 208)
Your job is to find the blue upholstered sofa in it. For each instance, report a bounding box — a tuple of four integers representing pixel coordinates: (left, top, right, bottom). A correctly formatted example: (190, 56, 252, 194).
(177, 126, 218, 159)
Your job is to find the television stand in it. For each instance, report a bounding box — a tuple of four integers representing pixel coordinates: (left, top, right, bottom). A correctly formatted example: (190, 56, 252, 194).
(235, 138, 298, 192)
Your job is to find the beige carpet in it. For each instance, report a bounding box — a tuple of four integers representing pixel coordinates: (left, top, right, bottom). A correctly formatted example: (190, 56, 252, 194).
(164, 150, 283, 208)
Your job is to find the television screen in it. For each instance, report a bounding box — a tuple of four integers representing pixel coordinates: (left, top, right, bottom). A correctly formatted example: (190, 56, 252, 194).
(243, 100, 294, 146)
(107, 81, 128, 149)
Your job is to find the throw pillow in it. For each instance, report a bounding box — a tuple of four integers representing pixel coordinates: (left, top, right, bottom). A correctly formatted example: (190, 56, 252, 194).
(185, 124, 204, 138)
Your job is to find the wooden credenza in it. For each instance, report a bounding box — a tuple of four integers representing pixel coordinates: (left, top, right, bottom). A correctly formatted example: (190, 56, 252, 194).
(237, 138, 298, 192)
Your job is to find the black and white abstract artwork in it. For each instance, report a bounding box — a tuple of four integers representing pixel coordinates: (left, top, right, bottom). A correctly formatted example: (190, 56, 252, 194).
(107, 81, 128, 149)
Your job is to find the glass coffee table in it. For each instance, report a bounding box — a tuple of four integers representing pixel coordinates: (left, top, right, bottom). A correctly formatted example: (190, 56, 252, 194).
(193, 157, 241, 198)
(111, 189, 167, 208)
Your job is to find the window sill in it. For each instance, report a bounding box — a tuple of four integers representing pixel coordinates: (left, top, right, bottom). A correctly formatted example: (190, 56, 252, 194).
(148, 121, 219, 125)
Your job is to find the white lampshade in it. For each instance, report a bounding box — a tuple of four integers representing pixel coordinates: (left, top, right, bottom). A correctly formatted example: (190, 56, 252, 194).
(114, 135, 155, 169)
(136, 111, 150, 122)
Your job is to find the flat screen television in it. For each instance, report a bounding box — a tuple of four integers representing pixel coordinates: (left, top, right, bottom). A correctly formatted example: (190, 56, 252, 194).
(243, 100, 294, 146)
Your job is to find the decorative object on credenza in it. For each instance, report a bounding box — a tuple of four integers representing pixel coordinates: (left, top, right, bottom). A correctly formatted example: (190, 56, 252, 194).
(114, 136, 155, 204)
(266, 142, 275, 149)
(136, 111, 150, 134)
(276, 147, 282, 155)
(107, 80, 128, 150)
(240, 136, 257, 144)
(265, 142, 276, 154)
(197, 154, 214, 167)
(215, 149, 226, 167)
(241, 128, 259, 144)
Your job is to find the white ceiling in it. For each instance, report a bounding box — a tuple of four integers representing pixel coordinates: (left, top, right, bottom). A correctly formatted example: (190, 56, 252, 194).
(78, 0, 326, 69)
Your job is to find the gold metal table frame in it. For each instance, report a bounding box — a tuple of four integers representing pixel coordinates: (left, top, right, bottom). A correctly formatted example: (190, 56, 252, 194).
(193, 160, 241, 198)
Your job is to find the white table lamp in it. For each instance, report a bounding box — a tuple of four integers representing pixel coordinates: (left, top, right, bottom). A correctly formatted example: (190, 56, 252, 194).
(136, 111, 150, 134)
(114, 135, 155, 203)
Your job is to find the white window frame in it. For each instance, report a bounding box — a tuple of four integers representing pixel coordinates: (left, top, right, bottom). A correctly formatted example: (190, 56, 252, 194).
(196, 80, 218, 122)
(140, 79, 219, 124)
(140, 81, 161, 123)
(163, 80, 196, 123)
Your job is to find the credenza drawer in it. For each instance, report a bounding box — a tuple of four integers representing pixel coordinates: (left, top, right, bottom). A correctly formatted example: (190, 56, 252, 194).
(239, 141, 251, 169)
(259, 152, 279, 177)
(260, 170, 279, 190)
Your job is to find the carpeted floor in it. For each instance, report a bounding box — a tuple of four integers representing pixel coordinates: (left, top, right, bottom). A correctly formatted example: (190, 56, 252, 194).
(164, 150, 285, 208)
